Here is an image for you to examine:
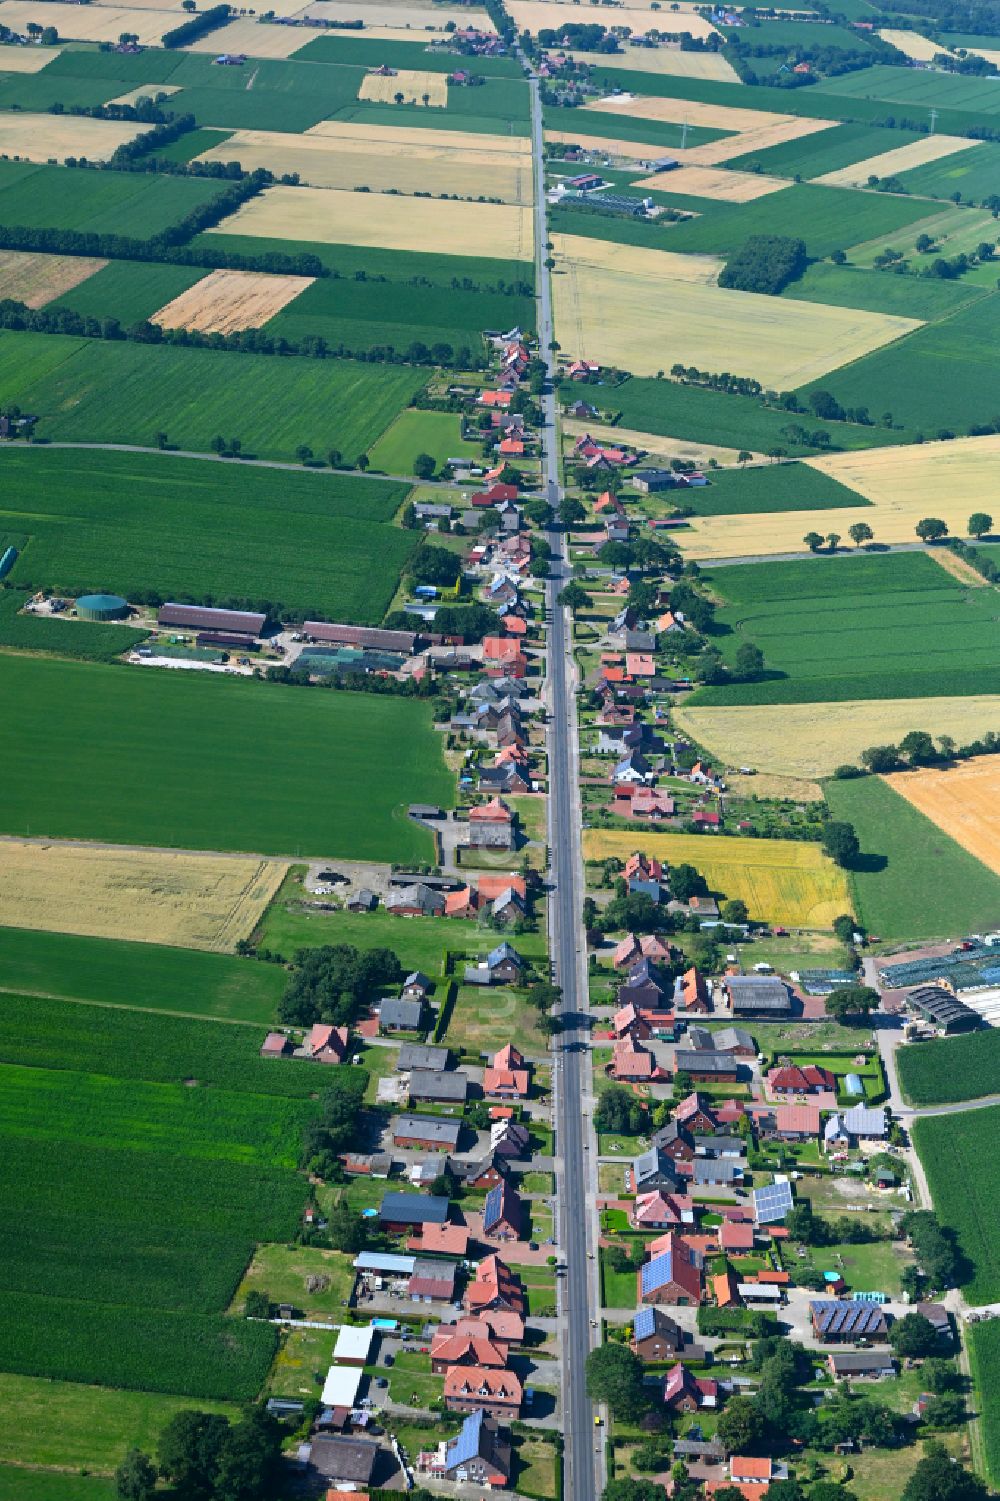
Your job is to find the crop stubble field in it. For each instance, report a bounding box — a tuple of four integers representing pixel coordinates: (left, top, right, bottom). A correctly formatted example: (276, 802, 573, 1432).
(0, 251, 108, 308)
(0, 843, 287, 950)
(152, 268, 313, 333)
(883, 758, 1000, 877)
(582, 829, 849, 926)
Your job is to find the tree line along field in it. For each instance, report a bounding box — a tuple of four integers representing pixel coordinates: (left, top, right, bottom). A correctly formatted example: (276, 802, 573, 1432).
(896, 1028, 1000, 1106)
(1, 448, 417, 623)
(0, 923, 286, 1024)
(824, 775, 1000, 941)
(0, 330, 426, 471)
(691, 552, 1000, 705)
(0, 654, 452, 861)
(912, 1105, 1000, 1305)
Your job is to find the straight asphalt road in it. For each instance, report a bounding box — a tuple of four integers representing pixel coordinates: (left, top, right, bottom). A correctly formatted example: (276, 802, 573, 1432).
(526, 64, 602, 1501)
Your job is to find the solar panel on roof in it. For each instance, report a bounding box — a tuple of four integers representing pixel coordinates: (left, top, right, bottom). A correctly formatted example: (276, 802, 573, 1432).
(753, 1180, 793, 1225)
(446, 1409, 484, 1469)
(633, 1307, 655, 1339)
(483, 1184, 502, 1231)
(640, 1253, 672, 1294)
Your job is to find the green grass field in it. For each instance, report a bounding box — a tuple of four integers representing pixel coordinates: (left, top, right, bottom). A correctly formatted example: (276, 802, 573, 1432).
(801, 289, 1000, 435)
(724, 121, 923, 179)
(679, 462, 867, 516)
(369, 410, 480, 474)
(154, 125, 235, 163)
(0, 331, 426, 467)
(49, 259, 206, 325)
(0, 159, 224, 238)
(0, 923, 286, 1023)
(815, 61, 1000, 115)
(895, 140, 1000, 204)
(0, 72, 115, 109)
(779, 261, 986, 320)
(824, 776, 1000, 941)
(0, 590, 149, 661)
(0, 1467, 116, 1501)
(896, 1029, 1000, 1107)
(912, 1105, 1000, 1304)
(0, 654, 451, 859)
(968, 1318, 1000, 1487)
(567, 378, 902, 457)
(691, 551, 1000, 704)
(199, 233, 533, 290)
(544, 104, 729, 151)
(1, 447, 415, 622)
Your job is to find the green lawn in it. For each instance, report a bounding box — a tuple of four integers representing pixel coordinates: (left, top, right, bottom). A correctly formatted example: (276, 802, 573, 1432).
(230, 1243, 356, 1319)
(268, 1324, 340, 1398)
(796, 1238, 908, 1296)
(896, 1030, 1000, 1107)
(600, 1252, 638, 1310)
(0, 446, 414, 624)
(0, 924, 286, 1024)
(913, 1105, 1000, 1305)
(691, 551, 1000, 705)
(0, 329, 426, 466)
(445, 983, 550, 1055)
(0, 1473, 115, 1501)
(778, 261, 985, 321)
(824, 776, 1000, 941)
(0, 654, 451, 861)
(0, 1374, 236, 1475)
(369, 410, 481, 475)
(514, 1437, 559, 1499)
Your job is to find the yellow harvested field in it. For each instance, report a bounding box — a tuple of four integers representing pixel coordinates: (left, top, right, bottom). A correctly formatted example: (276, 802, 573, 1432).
(928, 547, 988, 586)
(0, 842, 288, 951)
(551, 234, 919, 388)
(565, 45, 740, 81)
(0, 1, 178, 44)
(0, 43, 63, 70)
(588, 92, 798, 133)
(297, 0, 495, 29)
(582, 828, 849, 927)
(509, 0, 719, 36)
(884, 758, 1000, 877)
(152, 268, 312, 334)
(962, 45, 1000, 66)
(629, 164, 791, 200)
(106, 83, 182, 107)
(666, 436, 1000, 563)
(815, 132, 977, 188)
(211, 183, 533, 259)
(358, 68, 447, 106)
(0, 250, 106, 308)
(685, 118, 839, 165)
(879, 27, 951, 60)
(562, 416, 744, 466)
(673, 698, 1000, 781)
(198, 123, 531, 200)
(185, 19, 314, 56)
(0, 110, 141, 163)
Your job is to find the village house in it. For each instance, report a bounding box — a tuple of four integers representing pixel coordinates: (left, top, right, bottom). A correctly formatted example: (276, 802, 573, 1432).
(386, 883, 446, 918)
(459, 1152, 508, 1191)
(438, 1409, 512, 1488)
(610, 1032, 664, 1084)
(408, 1069, 469, 1107)
(467, 797, 516, 851)
(768, 1063, 836, 1095)
(633, 1147, 683, 1195)
(378, 1192, 450, 1233)
(490, 1119, 531, 1159)
(674, 1050, 739, 1084)
(631, 1189, 696, 1230)
(662, 1362, 717, 1412)
(724, 975, 793, 1020)
(639, 1234, 703, 1306)
(482, 1181, 523, 1242)
(631, 1306, 684, 1361)
(431, 1328, 509, 1373)
(465, 942, 525, 987)
(483, 1043, 531, 1098)
(379, 996, 426, 1034)
(675, 966, 711, 1015)
(674, 1092, 720, 1135)
(260, 1031, 292, 1058)
(444, 1368, 523, 1420)
(651, 1119, 696, 1163)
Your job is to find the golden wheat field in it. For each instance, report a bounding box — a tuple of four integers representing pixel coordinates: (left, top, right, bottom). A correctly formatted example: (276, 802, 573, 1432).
(198, 123, 532, 201)
(816, 133, 976, 189)
(551, 235, 920, 387)
(0, 43, 63, 69)
(0, 843, 288, 950)
(884, 759, 1000, 877)
(565, 45, 739, 81)
(298, 0, 496, 29)
(184, 19, 310, 56)
(106, 83, 182, 107)
(211, 183, 534, 259)
(0, 110, 141, 162)
(508, 0, 719, 34)
(0, 250, 106, 307)
(153, 269, 312, 334)
(583, 829, 849, 927)
(0, 1, 177, 44)
(878, 27, 950, 60)
(358, 68, 447, 107)
(561, 417, 744, 466)
(629, 164, 791, 200)
(673, 698, 1000, 780)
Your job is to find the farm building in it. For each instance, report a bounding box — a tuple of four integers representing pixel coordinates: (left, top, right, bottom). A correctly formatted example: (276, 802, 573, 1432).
(398, 1044, 450, 1072)
(303, 621, 422, 654)
(76, 592, 129, 621)
(810, 1300, 889, 1342)
(827, 1351, 896, 1380)
(379, 1192, 450, 1231)
(710, 1027, 756, 1055)
(409, 1258, 458, 1302)
(724, 975, 793, 1019)
(408, 1069, 469, 1106)
(390, 1115, 461, 1152)
(631, 469, 677, 493)
(674, 1050, 739, 1082)
(467, 798, 516, 850)
(157, 603, 266, 640)
(260, 1031, 292, 1058)
(906, 985, 982, 1034)
(333, 1325, 376, 1367)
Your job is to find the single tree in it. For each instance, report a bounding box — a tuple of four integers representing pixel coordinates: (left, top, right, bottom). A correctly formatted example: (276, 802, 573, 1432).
(243, 1288, 273, 1319)
(394, 90, 405, 104)
(559, 496, 587, 527)
(327, 448, 342, 468)
(968, 511, 993, 539)
(916, 517, 948, 542)
(720, 898, 749, 925)
(825, 984, 880, 1023)
(158, 1410, 230, 1498)
(833, 913, 859, 945)
(890, 1311, 943, 1358)
(901, 1446, 988, 1501)
(803, 531, 824, 552)
(848, 521, 874, 547)
(735, 641, 765, 680)
(356, 453, 369, 472)
(716, 1394, 768, 1454)
(558, 581, 592, 616)
(585, 1343, 649, 1422)
(738, 450, 752, 467)
(822, 820, 860, 867)
(115, 1448, 157, 1501)
(413, 452, 436, 480)
(861, 743, 900, 773)
(295, 444, 313, 465)
(826, 532, 841, 551)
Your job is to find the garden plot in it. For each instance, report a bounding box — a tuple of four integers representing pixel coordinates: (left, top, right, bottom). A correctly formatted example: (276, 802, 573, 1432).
(152, 268, 312, 333)
(0, 109, 141, 162)
(197, 122, 532, 201)
(878, 28, 952, 61)
(211, 183, 533, 259)
(565, 45, 739, 81)
(106, 83, 182, 107)
(629, 163, 791, 199)
(0, 841, 288, 950)
(0, 250, 106, 307)
(0, 1, 178, 44)
(357, 67, 447, 106)
(184, 19, 314, 56)
(815, 132, 977, 189)
(0, 44, 63, 70)
(509, 0, 719, 37)
(673, 697, 1000, 780)
(884, 757, 1000, 877)
(551, 233, 919, 388)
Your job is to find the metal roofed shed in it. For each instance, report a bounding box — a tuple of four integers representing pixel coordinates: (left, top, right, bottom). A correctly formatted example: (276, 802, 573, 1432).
(398, 1044, 449, 1072)
(334, 1325, 376, 1365)
(157, 602, 266, 636)
(379, 1192, 449, 1226)
(726, 975, 793, 1017)
(76, 592, 129, 621)
(320, 1364, 363, 1409)
(354, 1251, 415, 1275)
(408, 1069, 468, 1103)
(753, 1178, 794, 1225)
(906, 985, 982, 1033)
(810, 1299, 888, 1341)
